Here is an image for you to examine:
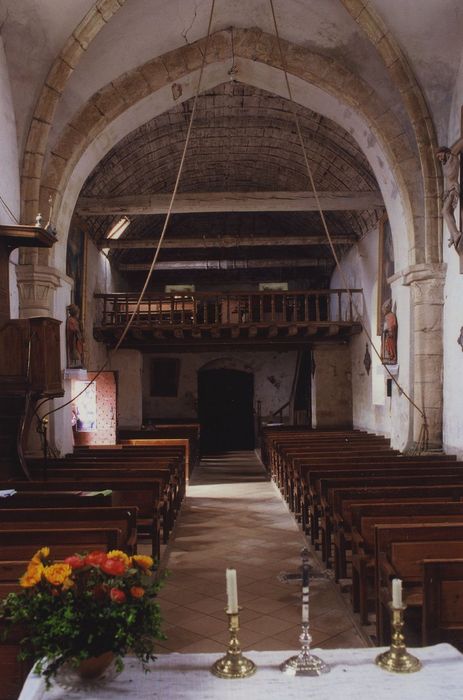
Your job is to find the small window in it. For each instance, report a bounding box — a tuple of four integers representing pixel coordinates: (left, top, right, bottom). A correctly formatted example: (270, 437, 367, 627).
(150, 358, 180, 397)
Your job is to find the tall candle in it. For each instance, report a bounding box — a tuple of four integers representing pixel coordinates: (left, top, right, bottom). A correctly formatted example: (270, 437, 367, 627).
(226, 568, 238, 613)
(392, 578, 402, 608)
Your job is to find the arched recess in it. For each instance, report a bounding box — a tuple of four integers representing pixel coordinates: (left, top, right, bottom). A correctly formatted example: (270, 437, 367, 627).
(36, 30, 421, 282)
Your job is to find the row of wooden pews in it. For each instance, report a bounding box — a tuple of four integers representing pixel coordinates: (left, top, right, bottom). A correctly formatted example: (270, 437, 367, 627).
(262, 426, 463, 650)
(0, 438, 190, 700)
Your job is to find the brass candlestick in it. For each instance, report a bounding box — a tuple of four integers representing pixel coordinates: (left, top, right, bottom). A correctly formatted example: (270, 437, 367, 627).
(211, 609, 256, 679)
(375, 603, 422, 673)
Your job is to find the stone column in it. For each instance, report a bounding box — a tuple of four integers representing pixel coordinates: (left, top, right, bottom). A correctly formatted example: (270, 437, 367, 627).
(403, 263, 447, 449)
(16, 263, 62, 318)
(311, 345, 352, 428)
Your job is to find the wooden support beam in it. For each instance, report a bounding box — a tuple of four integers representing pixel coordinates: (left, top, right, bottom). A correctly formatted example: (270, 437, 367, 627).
(78, 190, 384, 216)
(119, 258, 331, 271)
(102, 233, 357, 249)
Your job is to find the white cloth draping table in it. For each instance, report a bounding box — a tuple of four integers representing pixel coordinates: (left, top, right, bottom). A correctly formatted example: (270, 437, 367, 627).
(18, 644, 462, 700)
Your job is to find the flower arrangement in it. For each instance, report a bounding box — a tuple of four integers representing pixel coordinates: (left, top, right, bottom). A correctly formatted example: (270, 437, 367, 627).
(0, 547, 164, 686)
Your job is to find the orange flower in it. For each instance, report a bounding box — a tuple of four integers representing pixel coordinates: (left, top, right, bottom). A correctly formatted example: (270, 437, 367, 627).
(20, 562, 44, 588)
(101, 558, 126, 576)
(85, 551, 107, 567)
(64, 555, 85, 570)
(107, 550, 130, 567)
(130, 586, 145, 599)
(43, 563, 72, 586)
(31, 547, 50, 564)
(131, 555, 154, 571)
(110, 588, 126, 603)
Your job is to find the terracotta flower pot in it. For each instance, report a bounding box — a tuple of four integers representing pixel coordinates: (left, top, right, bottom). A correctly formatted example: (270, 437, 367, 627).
(75, 651, 114, 680)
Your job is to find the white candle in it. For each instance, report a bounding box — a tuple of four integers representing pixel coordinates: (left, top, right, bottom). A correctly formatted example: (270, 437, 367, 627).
(226, 568, 238, 613)
(392, 578, 402, 608)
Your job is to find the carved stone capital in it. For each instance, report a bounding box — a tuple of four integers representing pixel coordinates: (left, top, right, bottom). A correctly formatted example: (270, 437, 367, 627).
(400, 262, 447, 288)
(16, 264, 62, 318)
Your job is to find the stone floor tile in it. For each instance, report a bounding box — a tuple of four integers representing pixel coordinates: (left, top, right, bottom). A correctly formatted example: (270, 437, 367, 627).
(157, 451, 368, 656)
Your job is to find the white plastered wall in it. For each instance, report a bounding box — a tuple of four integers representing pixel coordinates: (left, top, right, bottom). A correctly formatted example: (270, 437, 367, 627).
(331, 225, 413, 450)
(0, 37, 20, 318)
(442, 48, 463, 459)
(142, 351, 298, 422)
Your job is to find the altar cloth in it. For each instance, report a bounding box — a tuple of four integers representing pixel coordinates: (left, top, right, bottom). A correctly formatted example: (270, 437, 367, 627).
(18, 644, 462, 700)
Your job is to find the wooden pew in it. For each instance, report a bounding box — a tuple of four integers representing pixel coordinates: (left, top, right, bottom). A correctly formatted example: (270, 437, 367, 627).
(422, 558, 463, 650)
(349, 502, 463, 623)
(120, 424, 200, 472)
(0, 480, 164, 559)
(0, 507, 139, 556)
(30, 468, 175, 539)
(0, 527, 123, 560)
(375, 522, 463, 644)
(296, 457, 458, 530)
(0, 490, 113, 509)
(317, 471, 463, 565)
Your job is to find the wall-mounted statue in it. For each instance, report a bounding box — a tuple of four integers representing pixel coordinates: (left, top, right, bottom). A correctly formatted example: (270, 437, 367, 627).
(66, 303, 85, 368)
(381, 298, 397, 365)
(436, 139, 463, 253)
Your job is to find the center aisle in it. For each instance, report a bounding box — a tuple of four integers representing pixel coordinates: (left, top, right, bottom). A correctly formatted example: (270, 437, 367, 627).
(155, 451, 368, 654)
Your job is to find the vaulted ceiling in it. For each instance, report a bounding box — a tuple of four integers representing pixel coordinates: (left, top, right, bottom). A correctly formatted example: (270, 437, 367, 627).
(3, 0, 463, 289)
(78, 83, 382, 289)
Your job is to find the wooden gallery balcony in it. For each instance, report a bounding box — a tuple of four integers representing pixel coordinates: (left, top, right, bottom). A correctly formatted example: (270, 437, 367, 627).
(93, 290, 363, 351)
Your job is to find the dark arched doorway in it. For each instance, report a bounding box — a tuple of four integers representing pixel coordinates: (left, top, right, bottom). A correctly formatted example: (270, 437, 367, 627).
(198, 368, 254, 453)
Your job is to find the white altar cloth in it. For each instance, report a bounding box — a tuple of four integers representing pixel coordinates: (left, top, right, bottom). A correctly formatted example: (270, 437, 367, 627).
(18, 644, 462, 700)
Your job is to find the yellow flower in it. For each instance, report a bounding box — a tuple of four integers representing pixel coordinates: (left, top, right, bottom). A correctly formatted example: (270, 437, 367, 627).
(20, 562, 44, 588)
(62, 577, 74, 591)
(31, 547, 50, 564)
(107, 550, 130, 567)
(131, 555, 154, 571)
(43, 563, 72, 586)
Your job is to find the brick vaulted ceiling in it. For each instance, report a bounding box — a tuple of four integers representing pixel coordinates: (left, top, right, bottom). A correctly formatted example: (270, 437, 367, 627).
(79, 83, 383, 289)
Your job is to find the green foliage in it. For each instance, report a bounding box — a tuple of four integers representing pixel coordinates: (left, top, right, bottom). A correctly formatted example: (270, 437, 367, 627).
(0, 549, 165, 687)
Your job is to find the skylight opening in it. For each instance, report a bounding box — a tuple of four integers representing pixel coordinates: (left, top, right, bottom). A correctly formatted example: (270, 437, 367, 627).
(106, 216, 130, 240)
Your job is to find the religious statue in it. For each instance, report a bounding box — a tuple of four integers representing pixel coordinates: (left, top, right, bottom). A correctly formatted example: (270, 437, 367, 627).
(66, 303, 84, 368)
(436, 139, 463, 253)
(381, 299, 398, 365)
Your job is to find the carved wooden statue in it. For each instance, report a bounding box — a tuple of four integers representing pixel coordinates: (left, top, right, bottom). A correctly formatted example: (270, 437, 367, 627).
(66, 303, 85, 368)
(381, 299, 397, 365)
(436, 138, 463, 253)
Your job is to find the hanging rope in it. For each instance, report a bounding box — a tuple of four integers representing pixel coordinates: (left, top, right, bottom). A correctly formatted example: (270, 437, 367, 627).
(268, 0, 428, 452)
(36, 0, 217, 428)
(0, 193, 20, 224)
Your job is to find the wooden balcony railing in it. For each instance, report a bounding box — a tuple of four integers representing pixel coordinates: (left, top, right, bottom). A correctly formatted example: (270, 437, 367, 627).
(94, 290, 363, 329)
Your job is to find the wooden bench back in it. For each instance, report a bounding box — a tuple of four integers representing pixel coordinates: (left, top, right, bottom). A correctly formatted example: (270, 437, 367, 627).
(0, 527, 122, 560)
(423, 558, 463, 649)
(375, 523, 463, 582)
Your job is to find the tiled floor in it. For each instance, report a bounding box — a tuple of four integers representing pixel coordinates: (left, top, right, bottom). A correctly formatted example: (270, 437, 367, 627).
(155, 451, 370, 653)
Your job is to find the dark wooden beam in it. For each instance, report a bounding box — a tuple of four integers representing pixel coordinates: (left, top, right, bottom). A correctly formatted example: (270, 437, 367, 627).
(78, 190, 384, 216)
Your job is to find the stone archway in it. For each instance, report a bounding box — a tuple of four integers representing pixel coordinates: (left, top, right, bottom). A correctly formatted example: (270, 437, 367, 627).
(19, 28, 445, 450)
